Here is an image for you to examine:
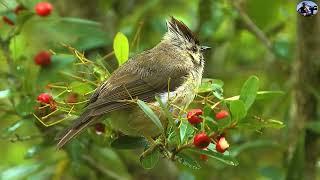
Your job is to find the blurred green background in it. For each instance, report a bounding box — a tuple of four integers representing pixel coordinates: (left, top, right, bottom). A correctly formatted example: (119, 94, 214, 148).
(0, 0, 319, 179)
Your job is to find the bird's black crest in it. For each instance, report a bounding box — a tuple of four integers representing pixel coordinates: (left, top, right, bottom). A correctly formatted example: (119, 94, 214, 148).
(167, 17, 199, 45)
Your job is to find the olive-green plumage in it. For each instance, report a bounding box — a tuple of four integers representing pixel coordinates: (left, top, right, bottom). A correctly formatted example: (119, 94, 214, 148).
(56, 17, 210, 148)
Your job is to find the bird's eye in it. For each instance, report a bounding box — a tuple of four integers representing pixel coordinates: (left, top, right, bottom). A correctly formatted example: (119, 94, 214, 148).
(191, 46, 197, 52)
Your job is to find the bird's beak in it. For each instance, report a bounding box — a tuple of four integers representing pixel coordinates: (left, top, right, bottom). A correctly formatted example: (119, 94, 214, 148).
(200, 46, 211, 51)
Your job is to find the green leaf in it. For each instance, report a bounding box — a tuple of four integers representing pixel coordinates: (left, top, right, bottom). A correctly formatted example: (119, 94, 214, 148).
(189, 148, 239, 166)
(111, 136, 148, 149)
(176, 153, 201, 170)
(239, 76, 259, 110)
(180, 120, 194, 144)
(256, 91, 285, 100)
(69, 81, 94, 95)
(1, 164, 42, 180)
(140, 148, 160, 169)
(137, 100, 164, 132)
(197, 78, 224, 94)
(229, 100, 247, 121)
(113, 32, 129, 65)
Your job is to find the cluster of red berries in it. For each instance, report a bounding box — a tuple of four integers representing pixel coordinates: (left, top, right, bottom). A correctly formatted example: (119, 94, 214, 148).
(187, 109, 229, 125)
(186, 108, 230, 159)
(36, 92, 104, 134)
(2, 2, 53, 26)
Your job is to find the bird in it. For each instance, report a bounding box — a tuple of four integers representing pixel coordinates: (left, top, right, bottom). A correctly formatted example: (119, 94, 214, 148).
(56, 17, 210, 149)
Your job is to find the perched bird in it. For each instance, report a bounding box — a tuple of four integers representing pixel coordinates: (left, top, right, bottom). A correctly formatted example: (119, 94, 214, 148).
(57, 17, 210, 148)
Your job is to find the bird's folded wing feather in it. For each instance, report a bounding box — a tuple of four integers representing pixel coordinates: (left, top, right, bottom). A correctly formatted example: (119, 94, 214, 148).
(86, 53, 189, 115)
(56, 50, 189, 148)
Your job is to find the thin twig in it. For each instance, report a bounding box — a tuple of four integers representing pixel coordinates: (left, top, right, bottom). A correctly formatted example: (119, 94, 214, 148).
(230, 0, 273, 51)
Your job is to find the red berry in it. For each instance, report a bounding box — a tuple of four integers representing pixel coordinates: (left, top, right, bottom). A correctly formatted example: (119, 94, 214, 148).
(2, 16, 14, 26)
(35, 2, 53, 17)
(199, 154, 208, 161)
(94, 123, 105, 135)
(34, 51, 51, 66)
(215, 136, 229, 153)
(14, 5, 26, 15)
(193, 132, 211, 149)
(215, 110, 229, 120)
(37, 93, 53, 104)
(187, 109, 203, 125)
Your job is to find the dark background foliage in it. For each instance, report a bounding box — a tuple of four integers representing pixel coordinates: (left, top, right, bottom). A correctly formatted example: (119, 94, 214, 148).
(0, 0, 319, 179)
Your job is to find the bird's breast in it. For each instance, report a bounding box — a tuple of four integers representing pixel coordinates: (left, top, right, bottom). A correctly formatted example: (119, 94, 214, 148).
(158, 70, 202, 108)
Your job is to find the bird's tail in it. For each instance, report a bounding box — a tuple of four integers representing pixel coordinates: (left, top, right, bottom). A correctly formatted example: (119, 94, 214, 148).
(56, 112, 99, 149)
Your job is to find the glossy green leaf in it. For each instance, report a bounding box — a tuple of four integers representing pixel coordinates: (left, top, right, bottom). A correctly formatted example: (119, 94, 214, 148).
(111, 136, 148, 149)
(140, 148, 160, 169)
(113, 32, 129, 65)
(137, 100, 164, 132)
(229, 100, 247, 121)
(239, 76, 259, 110)
(189, 148, 239, 166)
(180, 120, 194, 144)
(176, 153, 201, 170)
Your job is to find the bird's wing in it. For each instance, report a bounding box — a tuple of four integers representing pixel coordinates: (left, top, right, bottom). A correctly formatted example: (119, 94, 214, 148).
(86, 61, 189, 115)
(57, 50, 189, 148)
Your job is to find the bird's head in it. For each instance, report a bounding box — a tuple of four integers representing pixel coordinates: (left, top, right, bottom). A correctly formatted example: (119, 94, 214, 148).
(163, 17, 210, 65)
